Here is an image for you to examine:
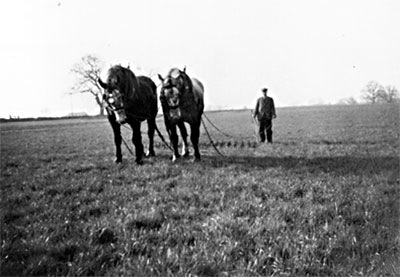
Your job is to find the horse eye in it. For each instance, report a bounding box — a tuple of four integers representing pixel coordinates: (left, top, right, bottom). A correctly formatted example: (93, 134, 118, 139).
(110, 77, 118, 86)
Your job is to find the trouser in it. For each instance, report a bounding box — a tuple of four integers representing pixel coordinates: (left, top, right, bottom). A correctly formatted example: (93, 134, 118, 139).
(259, 118, 273, 143)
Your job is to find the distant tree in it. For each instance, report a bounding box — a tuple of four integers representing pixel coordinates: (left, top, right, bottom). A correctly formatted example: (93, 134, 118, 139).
(378, 85, 399, 103)
(71, 55, 105, 115)
(362, 81, 385, 104)
(337, 97, 358, 105)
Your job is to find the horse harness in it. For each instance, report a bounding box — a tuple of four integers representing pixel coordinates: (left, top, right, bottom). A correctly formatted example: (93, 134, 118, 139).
(103, 90, 124, 115)
(160, 70, 192, 110)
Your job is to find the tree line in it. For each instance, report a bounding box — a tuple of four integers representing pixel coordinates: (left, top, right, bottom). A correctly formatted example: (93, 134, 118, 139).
(70, 55, 399, 115)
(361, 80, 399, 104)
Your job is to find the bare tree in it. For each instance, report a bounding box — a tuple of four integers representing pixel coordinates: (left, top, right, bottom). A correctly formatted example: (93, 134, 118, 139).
(71, 55, 105, 115)
(337, 97, 358, 105)
(362, 81, 384, 104)
(378, 85, 399, 103)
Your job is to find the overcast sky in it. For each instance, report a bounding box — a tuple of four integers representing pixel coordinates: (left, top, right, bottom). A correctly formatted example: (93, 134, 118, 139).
(1, 0, 399, 118)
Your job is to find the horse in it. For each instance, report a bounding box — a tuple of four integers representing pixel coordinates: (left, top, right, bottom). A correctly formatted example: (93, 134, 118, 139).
(158, 67, 204, 161)
(98, 65, 158, 165)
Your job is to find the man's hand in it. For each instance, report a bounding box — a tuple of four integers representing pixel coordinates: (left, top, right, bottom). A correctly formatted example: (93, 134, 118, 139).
(252, 115, 259, 125)
(273, 114, 277, 119)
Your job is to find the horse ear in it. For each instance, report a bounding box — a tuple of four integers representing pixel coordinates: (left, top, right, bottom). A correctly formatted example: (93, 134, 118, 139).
(183, 66, 186, 73)
(98, 78, 107, 89)
(158, 74, 164, 82)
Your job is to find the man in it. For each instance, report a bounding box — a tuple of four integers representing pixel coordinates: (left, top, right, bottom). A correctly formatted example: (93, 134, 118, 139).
(253, 88, 277, 143)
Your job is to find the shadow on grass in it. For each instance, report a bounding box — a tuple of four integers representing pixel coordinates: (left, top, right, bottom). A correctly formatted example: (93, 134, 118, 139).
(201, 154, 400, 178)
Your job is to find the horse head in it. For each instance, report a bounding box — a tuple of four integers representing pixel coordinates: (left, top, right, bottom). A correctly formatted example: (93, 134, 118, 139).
(158, 67, 192, 109)
(98, 65, 137, 124)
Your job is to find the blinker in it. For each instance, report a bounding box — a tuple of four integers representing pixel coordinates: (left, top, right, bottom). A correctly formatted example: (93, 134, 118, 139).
(170, 69, 180, 79)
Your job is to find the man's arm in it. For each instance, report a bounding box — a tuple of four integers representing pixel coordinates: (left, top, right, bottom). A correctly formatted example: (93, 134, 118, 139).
(253, 99, 259, 118)
(271, 98, 276, 118)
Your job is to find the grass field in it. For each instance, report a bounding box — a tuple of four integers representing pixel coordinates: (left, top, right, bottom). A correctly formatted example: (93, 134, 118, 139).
(1, 104, 399, 276)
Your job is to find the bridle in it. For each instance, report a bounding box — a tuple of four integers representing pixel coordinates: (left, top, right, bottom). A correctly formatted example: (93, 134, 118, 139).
(103, 89, 125, 114)
(161, 75, 181, 110)
(161, 70, 192, 110)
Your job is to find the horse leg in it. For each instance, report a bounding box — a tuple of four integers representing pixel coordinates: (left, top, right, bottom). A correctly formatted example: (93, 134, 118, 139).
(178, 122, 189, 157)
(190, 121, 201, 161)
(130, 121, 144, 165)
(169, 124, 180, 162)
(146, 118, 156, 157)
(109, 115, 123, 163)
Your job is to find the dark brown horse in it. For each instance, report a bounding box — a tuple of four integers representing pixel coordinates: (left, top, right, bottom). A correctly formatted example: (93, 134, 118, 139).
(158, 68, 204, 161)
(98, 65, 158, 164)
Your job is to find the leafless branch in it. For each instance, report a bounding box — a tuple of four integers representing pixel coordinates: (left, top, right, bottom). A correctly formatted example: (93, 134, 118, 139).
(70, 54, 106, 115)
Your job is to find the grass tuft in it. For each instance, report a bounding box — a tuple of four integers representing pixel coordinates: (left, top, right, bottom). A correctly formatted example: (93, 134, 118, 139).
(1, 104, 399, 276)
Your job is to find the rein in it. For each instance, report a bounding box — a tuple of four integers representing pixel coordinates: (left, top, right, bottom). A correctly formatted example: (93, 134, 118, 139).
(116, 109, 174, 154)
(201, 116, 225, 157)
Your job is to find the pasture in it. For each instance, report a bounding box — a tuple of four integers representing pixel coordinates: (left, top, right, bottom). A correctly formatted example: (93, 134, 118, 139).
(1, 104, 399, 276)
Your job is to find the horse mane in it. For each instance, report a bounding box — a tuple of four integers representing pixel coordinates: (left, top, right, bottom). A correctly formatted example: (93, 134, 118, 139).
(107, 65, 139, 104)
(167, 68, 193, 94)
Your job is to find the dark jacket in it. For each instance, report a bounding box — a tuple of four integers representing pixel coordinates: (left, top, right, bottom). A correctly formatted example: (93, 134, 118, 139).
(254, 96, 276, 120)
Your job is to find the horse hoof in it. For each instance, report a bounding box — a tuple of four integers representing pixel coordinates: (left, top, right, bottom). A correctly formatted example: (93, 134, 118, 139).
(171, 155, 178, 162)
(182, 151, 190, 158)
(192, 157, 201, 163)
(145, 151, 155, 157)
(136, 159, 144, 165)
(115, 158, 122, 163)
